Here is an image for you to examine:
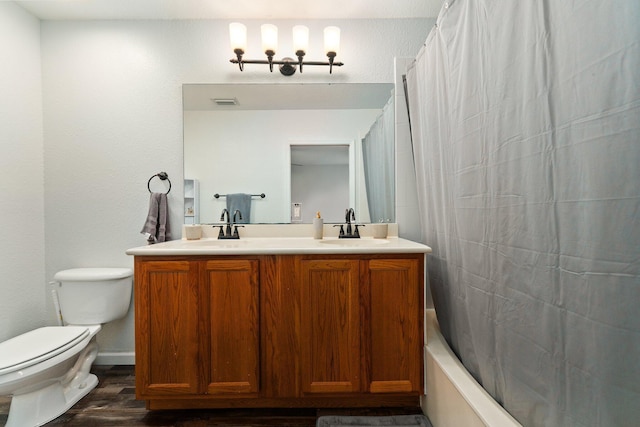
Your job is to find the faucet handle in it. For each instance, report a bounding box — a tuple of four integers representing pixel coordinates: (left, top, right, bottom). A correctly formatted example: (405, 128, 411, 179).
(232, 225, 244, 238)
(214, 225, 225, 238)
(333, 224, 345, 237)
(354, 224, 364, 238)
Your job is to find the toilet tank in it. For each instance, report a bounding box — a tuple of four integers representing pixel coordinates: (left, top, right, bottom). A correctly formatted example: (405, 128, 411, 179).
(53, 268, 133, 325)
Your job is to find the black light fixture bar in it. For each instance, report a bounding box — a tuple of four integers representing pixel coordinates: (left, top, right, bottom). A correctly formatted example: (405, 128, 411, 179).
(229, 57, 344, 75)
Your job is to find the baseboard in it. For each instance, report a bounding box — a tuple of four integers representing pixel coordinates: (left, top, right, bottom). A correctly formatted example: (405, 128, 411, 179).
(95, 351, 135, 366)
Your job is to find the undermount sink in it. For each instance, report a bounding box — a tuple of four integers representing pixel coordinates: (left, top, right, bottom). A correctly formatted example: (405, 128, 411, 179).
(319, 239, 390, 246)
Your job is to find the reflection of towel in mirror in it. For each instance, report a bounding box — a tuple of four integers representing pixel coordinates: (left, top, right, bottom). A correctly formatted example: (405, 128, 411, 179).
(226, 193, 251, 224)
(140, 192, 170, 243)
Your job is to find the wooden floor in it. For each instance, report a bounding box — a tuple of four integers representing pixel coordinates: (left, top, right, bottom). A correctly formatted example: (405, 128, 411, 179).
(0, 365, 423, 426)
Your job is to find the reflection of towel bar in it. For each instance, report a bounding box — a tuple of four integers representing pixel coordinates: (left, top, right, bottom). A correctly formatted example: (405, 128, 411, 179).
(214, 193, 265, 199)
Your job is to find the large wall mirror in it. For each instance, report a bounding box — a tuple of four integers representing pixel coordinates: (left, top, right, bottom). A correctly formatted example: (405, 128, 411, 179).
(183, 83, 395, 224)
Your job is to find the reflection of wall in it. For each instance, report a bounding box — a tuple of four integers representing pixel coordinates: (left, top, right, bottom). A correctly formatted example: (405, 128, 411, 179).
(292, 164, 348, 223)
(394, 58, 422, 242)
(185, 109, 380, 223)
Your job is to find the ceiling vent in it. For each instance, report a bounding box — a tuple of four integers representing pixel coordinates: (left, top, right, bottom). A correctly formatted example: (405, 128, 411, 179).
(212, 98, 238, 106)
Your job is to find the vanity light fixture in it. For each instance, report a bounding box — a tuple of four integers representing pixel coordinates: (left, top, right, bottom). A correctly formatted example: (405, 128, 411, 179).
(229, 23, 343, 76)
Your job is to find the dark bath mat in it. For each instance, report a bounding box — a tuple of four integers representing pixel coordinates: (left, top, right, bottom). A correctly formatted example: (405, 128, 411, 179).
(317, 414, 432, 427)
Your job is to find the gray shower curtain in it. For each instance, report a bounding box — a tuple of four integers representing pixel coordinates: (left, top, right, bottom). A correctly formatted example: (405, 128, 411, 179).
(362, 94, 395, 223)
(406, 1, 640, 426)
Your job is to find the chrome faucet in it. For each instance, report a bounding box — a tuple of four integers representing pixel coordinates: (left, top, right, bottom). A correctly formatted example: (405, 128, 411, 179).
(216, 208, 242, 239)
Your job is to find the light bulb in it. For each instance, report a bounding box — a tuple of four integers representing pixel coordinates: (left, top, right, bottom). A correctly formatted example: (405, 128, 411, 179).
(261, 24, 278, 55)
(292, 25, 309, 55)
(324, 26, 340, 56)
(229, 22, 247, 53)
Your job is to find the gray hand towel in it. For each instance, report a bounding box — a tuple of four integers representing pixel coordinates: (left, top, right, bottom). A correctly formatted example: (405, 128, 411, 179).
(141, 192, 171, 243)
(226, 193, 251, 224)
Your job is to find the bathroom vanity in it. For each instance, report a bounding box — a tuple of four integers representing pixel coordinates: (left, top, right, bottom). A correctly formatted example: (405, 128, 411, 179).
(126, 230, 431, 410)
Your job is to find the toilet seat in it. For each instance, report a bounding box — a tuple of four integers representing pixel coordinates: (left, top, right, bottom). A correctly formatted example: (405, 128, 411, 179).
(0, 326, 89, 376)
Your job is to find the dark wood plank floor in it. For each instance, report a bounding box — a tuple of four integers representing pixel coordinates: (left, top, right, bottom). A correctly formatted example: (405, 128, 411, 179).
(0, 366, 424, 426)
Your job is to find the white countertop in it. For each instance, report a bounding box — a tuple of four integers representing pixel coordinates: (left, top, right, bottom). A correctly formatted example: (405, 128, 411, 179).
(126, 236, 432, 256)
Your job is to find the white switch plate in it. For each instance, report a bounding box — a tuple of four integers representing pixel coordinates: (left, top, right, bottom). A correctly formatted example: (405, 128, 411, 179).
(291, 202, 302, 223)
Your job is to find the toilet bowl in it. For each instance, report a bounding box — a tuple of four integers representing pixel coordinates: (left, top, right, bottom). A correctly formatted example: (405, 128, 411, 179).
(0, 267, 133, 427)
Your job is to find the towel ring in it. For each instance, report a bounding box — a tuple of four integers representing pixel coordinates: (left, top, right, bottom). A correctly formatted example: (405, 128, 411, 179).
(147, 172, 171, 194)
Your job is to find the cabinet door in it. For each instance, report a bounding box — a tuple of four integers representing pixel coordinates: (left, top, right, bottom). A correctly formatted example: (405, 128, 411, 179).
(135, 259, 200, 396)
(365, 258, 423, 393)
(300, 259, 361, 394)
(202, 259, 260, 395)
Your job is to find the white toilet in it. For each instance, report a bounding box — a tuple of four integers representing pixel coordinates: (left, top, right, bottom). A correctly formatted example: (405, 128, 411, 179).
(0, 267, 133, 427)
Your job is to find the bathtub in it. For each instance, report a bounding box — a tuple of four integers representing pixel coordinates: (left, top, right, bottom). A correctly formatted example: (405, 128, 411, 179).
(422, 309, 522, 427)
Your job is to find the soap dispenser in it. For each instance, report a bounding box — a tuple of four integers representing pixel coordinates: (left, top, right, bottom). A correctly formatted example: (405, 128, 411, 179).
(313, 211, 323, 239)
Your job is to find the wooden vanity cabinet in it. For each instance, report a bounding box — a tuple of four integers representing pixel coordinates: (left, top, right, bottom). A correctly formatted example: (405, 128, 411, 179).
(134, 253, 424, 409)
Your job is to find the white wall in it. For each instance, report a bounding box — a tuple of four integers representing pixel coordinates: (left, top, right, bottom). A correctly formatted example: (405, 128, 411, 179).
(0, 3, 46, 342)
(1, 15, 433, 358)
(185, 108, 380, 224)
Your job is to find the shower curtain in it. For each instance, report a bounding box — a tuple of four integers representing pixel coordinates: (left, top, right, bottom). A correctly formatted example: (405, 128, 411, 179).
(362, 94, 395, 223)
(406, 1, 640, 426)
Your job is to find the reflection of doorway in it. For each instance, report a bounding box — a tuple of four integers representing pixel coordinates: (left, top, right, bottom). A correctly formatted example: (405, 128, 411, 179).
(290, 145, 349, 223)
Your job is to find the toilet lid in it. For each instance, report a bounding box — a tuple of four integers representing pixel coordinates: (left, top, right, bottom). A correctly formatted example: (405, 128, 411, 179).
(0, 326, 89, 375)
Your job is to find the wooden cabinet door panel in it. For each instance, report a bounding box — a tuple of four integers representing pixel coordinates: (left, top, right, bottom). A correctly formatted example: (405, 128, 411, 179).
(366, 258, 422, 393)
(135, 259, 200, 396)
(203, 259, 260, 395)
(300, 259, 361, 394)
